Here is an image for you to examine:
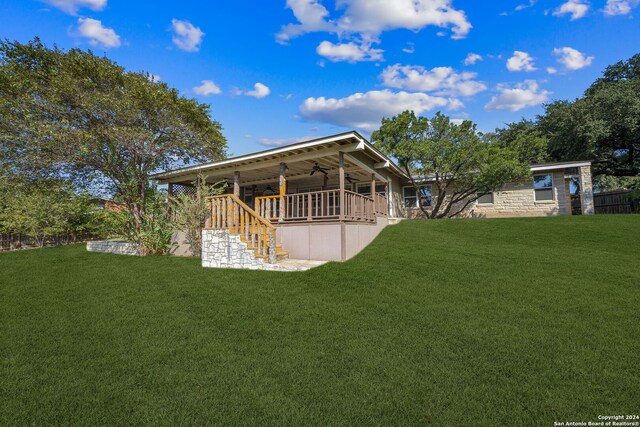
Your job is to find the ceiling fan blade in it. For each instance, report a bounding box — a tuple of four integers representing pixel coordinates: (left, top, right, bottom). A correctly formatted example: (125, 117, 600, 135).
(310, 170, 316, 176)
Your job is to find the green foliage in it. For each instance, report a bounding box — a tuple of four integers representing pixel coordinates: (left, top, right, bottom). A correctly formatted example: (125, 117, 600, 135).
(487, 120, 549, 165)
(0, 38, 227, 245)
(169, 175, 227, 256)
(103, 186, 174, 255)
(372, 111, 530, 218)
(538, 53, 640, 178)
(0, 179, 98, 245)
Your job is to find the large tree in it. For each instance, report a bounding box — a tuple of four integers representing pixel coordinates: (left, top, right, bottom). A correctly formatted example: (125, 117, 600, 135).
(0, 39, 227, 252)
(539, 53, 640, 179)
(371, 111, 532, 219)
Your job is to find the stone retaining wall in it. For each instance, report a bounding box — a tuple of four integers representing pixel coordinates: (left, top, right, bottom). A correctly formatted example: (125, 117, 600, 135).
(87, 240, 138, 256)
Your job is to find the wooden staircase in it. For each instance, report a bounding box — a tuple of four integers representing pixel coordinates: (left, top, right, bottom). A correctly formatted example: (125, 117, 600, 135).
(206, 194, 287, 264)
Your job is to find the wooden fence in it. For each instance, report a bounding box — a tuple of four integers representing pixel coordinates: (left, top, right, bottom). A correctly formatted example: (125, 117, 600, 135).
(0, 233, 96, 252)
(571, 190, 638, 215)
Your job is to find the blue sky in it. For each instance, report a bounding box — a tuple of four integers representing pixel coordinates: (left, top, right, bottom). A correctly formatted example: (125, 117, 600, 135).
(1, 0, 639, 156)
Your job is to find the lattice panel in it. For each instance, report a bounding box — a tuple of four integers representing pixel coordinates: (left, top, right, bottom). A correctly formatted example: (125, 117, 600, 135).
(171, 183, 197, 197)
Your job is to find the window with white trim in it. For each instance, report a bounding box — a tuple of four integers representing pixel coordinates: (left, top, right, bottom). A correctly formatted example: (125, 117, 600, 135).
(476, 192, 494, 204)
(533, 174, 554, 201)
(403, 186, 432, 208)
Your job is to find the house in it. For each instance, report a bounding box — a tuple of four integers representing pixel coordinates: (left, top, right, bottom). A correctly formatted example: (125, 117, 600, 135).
(152, 131, 594, 269)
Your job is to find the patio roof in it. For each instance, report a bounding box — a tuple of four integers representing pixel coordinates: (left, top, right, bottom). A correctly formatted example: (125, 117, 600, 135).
(151, 131, 408, 187)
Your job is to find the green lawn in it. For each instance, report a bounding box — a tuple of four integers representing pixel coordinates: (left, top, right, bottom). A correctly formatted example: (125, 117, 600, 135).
(1, 216, 639, 425)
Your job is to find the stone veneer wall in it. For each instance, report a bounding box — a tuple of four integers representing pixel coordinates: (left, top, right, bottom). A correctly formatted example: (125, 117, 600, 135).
(87, 240, 138, 256)
(579, 165, 595, 215)
(202, 229, 267, 270)
(398, 172, 570, 219)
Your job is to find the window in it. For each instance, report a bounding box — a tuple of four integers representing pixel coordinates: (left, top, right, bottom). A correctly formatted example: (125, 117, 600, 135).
(356, 183, 387, 196)
(477, 192, 494, 204)
(403, 186, 432, 208)
(533, 174, 554, 201)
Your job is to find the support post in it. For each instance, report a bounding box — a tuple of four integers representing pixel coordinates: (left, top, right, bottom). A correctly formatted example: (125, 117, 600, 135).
(339, 152, 345, 221)
(233, 171, 240, 197)
(579, 165, 595, 215)
(371, 173, 376, 196)
(339, 151, 346, 261)
(279, 162, 286, 222)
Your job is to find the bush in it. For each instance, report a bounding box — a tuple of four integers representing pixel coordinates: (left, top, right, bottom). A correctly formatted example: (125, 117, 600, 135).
(101, 186, 174, 256)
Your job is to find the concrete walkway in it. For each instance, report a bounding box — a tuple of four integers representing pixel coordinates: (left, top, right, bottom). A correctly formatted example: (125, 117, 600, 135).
(269, 258, 328, 272)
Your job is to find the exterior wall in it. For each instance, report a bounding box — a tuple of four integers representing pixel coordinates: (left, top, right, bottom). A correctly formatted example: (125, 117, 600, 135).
(277, 223, 342, 261)
(277, 216, 389, 261)
(87, 240, 137, 256)
(387, 174, 405, 218)
(396, 171, 571, 219)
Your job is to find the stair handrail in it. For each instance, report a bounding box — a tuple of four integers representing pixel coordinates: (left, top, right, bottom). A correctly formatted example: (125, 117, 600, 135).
(206, 194, 277, 263)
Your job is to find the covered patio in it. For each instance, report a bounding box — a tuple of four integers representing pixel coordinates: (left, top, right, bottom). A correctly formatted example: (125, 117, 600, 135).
(155, 132, 406, 224)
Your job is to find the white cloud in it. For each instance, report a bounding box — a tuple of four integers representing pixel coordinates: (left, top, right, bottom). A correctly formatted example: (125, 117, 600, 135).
(41, 0, 106, 15)
(257, 136, 315, 147)
(464, 53, 482, 65)
(604, 0, 639, 15)
(485, 80, 550, 112)
(552, 47, 594, 70)
(506, 51, 537, 72)
(402, 43, 415, 54)
(193, 80, 222, 96)
(75, 18, 121, 49)
(300, 89, 458, 131)
(277, 0, 472, 43)
(147, 73, 161, 82)
(553, 0, 590, 20)
(171, 19, 204, 52)
(245, 83, 271, 99)
(380, 64, 487, 97)
(316, 40, 383, 62)
(547, 67, 558, 74)
(515, 0, 537, 11)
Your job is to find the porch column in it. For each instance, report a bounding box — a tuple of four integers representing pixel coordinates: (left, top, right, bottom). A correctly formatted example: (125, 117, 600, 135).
(233, 171, 240, 197)
(339, 151, 345, 221)
(579, 165, 595, 215)
(279, 162, 287, 221)
(371, 173, 376, 217)
(371, 174, 376, 196)
(339, 151, 346, 261)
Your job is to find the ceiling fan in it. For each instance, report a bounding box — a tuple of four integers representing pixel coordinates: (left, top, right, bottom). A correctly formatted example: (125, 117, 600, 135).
(310, 162, 329, 176)
(346, 174, 360, 184)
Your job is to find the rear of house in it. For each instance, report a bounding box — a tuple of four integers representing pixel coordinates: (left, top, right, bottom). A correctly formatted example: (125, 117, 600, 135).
(393, 161, 594, 219)
(150, 131, 594, 267)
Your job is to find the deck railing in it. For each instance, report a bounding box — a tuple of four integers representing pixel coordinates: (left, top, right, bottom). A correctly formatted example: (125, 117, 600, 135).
(255, 195, 283, 221)
(284, 189, 342, 221)
(206, 194, 276, 263)
(374, 192, 389, 216)
(222, 189, 384, 225)
(343, 190, 376, 222)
